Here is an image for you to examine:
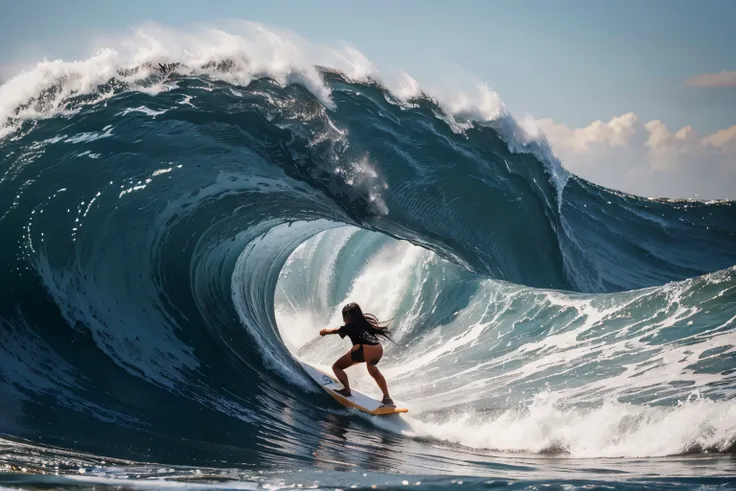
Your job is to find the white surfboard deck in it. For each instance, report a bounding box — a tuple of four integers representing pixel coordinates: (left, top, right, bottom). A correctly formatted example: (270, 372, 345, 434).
(299, 361, 408, 416)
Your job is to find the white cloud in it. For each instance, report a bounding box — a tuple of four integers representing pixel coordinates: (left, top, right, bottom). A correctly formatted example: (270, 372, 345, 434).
(702, 126, 736, 150)
(530, 114, 736, 199)
(532, 112, 639, 154)
(686, 70, 736, 88)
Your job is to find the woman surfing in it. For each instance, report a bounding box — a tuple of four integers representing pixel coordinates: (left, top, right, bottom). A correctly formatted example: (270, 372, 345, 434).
(319, 302, 394, 406)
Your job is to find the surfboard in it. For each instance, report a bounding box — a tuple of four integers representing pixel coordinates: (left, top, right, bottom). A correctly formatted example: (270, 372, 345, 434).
(298, 361, 408, 416)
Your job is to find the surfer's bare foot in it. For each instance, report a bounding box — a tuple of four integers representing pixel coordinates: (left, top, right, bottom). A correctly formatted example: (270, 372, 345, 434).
(336, 388, 352, 397)
(381, 396, 394, 406)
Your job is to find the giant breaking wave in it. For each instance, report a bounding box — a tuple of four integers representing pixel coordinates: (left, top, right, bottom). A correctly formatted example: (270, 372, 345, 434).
(0, 22, 735, 480)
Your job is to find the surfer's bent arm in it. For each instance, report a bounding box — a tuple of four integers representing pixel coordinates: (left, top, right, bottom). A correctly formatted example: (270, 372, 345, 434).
(319, 327, 340, 336)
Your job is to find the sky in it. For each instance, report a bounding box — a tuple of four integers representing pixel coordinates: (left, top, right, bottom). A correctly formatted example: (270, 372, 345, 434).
(1, 0, 735, 199)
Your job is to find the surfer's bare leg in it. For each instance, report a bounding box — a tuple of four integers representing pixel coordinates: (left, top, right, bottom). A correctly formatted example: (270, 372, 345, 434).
(366, 364, 390, 399)
(332, 351, 354, 395)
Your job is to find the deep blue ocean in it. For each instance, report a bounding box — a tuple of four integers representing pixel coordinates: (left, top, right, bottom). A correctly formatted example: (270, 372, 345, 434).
(0, 24, 735, 491)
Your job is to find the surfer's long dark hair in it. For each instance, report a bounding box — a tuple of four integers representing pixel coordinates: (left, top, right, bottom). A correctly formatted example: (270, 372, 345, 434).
(341, 302, 395, 343)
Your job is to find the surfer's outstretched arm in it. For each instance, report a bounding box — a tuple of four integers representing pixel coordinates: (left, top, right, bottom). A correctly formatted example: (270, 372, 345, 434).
(319, 328, 339, 336)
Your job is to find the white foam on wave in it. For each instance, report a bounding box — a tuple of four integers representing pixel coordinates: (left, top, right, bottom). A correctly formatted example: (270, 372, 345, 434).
(391, 72, 422, 103)
(403, 392, 736, 458)
(115, 106, 170, 118)
(0, 20, 357, 137)
(0, 20, 569, 197)
(395, 279, 736, 413)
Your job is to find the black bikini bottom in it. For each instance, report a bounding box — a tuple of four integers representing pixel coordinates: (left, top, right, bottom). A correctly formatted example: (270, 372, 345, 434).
(351, 344, 381, 365)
